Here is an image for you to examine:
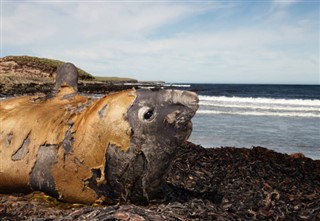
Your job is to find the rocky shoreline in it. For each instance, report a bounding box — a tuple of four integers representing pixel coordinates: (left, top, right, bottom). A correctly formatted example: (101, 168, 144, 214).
(0, 81, 162, 98)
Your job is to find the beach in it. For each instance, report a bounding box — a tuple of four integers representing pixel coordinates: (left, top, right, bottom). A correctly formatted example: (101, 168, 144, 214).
(2, 0, 319, 218)
(0, 71, 320, 221)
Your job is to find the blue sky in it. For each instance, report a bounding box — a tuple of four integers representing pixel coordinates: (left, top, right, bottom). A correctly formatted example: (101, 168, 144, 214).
(1, 0, 319, 84)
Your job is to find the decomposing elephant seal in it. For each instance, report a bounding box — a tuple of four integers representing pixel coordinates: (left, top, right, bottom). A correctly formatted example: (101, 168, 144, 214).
(0, 65, 199, 204)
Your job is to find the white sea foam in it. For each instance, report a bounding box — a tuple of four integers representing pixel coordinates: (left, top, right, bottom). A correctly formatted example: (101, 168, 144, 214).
(197, 110, 320, 118)
(199, 102, 320, 112)
(199, 96, 320, 106)
(171, 84, 191, 88)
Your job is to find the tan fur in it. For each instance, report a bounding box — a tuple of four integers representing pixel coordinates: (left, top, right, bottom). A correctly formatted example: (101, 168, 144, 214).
(0, 86, 136, 203)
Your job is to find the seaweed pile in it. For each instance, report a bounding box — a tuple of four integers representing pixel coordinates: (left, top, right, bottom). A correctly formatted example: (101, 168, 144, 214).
(164, 143, 320, 220)
(0, 142, 319, 220)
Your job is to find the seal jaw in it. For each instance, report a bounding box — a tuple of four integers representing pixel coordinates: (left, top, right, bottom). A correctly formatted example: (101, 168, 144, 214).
(104, 143, 147, 203)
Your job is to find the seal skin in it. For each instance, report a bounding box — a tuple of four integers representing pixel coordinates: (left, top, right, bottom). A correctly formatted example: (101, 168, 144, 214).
(0, 86, 198, 204)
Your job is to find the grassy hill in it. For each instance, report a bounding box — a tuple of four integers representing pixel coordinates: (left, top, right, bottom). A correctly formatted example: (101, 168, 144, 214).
(1, 55, 94, 80)
(0, 55, 137, 95)
(0, 55, 137, 82)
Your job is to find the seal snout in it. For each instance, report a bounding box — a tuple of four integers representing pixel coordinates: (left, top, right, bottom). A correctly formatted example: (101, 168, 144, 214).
(166, 90, 199, 112)
(182, 91, 199, 113)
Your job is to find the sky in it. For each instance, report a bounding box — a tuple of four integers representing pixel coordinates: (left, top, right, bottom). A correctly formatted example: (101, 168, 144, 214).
(1, 0, 319, 84)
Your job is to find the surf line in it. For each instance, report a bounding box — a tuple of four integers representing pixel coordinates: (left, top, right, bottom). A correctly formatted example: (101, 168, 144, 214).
(196, 110, 320, 118)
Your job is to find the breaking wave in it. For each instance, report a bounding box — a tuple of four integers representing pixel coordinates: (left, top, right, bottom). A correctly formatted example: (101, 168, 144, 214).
(170, 84, 191, 88)
(197, 96, 320, 118)
(199, 96, 320, 106)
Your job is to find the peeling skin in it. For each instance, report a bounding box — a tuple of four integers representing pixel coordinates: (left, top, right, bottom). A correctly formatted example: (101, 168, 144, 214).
(11, 132, 31, 161)
(62, 129, 74, 154)
(29, 144, 59, 198)
(0, 87, 88, 192)
(98, 104, 109, 119)
(0, 86, 137, 203)
(5, 132, 13, 147)
(0, 83, 198, 204)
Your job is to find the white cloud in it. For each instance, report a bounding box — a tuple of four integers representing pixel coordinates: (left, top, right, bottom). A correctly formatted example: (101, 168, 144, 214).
(72, 3, 181, 37)
(2, 1, 319, 84)
(273, 0, 298, 7)
(2, 3, 58, 45)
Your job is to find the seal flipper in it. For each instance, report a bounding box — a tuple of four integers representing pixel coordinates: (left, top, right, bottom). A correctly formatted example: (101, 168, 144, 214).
(47, 62, 79, 98)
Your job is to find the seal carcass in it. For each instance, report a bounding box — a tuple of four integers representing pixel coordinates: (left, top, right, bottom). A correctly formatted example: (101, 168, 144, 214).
(0, 78, 198, 204)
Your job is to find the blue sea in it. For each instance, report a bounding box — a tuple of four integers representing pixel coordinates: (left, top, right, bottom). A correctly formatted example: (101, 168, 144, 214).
(174, 84, 320, 160)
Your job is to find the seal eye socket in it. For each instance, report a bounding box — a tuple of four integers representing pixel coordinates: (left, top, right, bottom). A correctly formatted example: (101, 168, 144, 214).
(144, 110, 154, 120)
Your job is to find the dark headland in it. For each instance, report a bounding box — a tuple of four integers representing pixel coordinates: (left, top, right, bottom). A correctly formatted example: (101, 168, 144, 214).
(0, 56, 319, 221)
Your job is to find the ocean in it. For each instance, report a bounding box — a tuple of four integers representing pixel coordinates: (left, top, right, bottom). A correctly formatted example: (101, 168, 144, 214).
(178, 84, 320, 160)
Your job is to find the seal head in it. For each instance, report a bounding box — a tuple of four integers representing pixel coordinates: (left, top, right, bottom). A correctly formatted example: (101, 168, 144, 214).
(104, 89, 199, 204)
